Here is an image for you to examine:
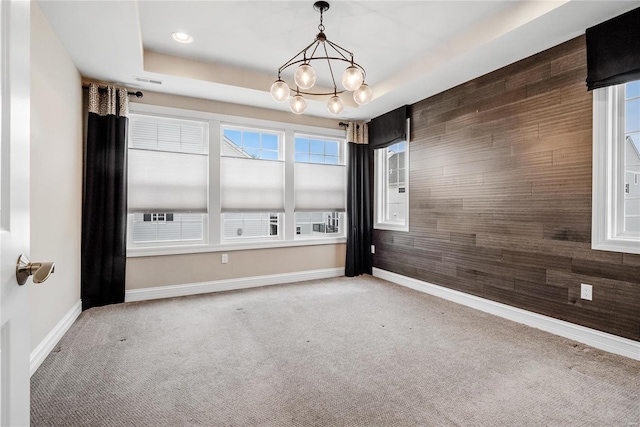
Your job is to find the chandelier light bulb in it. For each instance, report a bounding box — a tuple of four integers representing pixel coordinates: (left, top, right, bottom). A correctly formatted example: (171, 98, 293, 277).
(290, 94, 307, 114)
(327, 95, 344, 115)
(341, 65, 364, 91)
(294, 64, 317, 90)
(353, 83, 372, 105)
(270, 79, 290, 102)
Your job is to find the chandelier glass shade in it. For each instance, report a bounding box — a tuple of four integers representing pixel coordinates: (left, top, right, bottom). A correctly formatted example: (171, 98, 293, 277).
(290, 92, 308, 115)
(270, 1, 372, 115)
(353, 83, 372, 105)
(270, 79, 290, 103)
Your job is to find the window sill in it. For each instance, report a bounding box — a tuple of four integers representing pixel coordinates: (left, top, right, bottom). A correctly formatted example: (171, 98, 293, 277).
(374, 222, 409, 232)
(127, 236, 347, 258)
(592, 237, 640, 255)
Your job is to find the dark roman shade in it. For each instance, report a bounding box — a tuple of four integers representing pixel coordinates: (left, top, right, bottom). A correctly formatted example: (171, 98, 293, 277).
(368, 105, 409, 149)
(586, 7, 640, 91)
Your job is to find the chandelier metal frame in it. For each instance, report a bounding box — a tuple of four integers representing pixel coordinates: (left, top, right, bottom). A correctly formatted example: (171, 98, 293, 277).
(270, 1, 372, 114)
(275, 1, 366, 97)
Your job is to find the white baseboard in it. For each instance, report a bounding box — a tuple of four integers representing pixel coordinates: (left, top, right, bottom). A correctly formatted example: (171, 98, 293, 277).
(125, 267, 345, 303)
(373, 268, 640, 361)
(30, 299, 82, 376)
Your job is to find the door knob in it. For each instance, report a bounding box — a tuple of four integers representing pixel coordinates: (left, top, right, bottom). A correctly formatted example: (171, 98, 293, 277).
(16, 254, 55, 286)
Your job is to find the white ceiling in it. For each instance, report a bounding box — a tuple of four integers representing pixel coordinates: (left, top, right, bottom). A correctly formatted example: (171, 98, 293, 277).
(37, 0, 639, 121)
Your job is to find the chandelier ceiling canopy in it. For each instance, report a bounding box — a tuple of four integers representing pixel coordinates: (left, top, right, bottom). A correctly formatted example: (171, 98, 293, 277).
(270, 1, 373, 115)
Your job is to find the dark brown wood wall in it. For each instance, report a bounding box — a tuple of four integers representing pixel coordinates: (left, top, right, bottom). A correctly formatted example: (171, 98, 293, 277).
(372, 35, 640, 341)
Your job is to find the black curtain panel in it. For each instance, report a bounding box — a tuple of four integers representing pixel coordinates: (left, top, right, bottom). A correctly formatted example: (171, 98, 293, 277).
(368, 105, 408, 149)
(81, 84, 129, 310)
(586, 7, 640, 90)
(345, 123, 372, 277)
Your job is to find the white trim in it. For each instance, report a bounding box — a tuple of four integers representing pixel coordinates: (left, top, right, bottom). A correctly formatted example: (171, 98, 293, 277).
(373, 268, 640, 361)
(592, 84, 640, 254)
(30, 300, 82, 376)
(125, 268, 344, 302)
(130, 103, 345, 139)
(373, 118, 410, 232)
(127, 237, 346, 257)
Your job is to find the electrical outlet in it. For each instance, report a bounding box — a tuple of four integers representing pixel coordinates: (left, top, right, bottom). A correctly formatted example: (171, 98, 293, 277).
(371, 245, 376, 254)
(221, 253, 228, 264)
(580, 283, 592, 301)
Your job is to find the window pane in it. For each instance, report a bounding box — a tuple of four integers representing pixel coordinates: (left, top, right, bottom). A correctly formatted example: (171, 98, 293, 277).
(295, 153, 309, 163)
(295, 212, 342, 236)
(325, 141, 339, 156)
(224, 129, 241, 147)
(223, 213, 279, 239)
(261, 150, 279, 161)
(310, 154, 325, 164)
(131, 213, 205, 244)
(627, 81, 640, 99)
(222, 127, 282, 161)
(628, 133, 640, 157)
(325, 156, 339, 165)
(262, 133, 278, 150)
(245, 148, 261, 159)
(626, 98, 640, 133)
(310, 139, 324, 155)
(623, 81, 640, 236)
(295, 137, 309, 153)
(389, 152, 398, 170)
(244, 132, 260, 148)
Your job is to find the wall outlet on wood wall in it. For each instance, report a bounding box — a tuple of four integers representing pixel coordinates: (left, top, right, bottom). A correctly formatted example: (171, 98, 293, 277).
(580, 283, 593, 301)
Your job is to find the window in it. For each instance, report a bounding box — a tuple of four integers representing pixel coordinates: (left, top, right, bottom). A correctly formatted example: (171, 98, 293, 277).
(126, 103, 347, 256)
(127, 114, 208, 248)
(294, 133, 346, 238)
(220, 126, 284, 241)
(592, 79, 640, 254)
(374, 139, 409, 231)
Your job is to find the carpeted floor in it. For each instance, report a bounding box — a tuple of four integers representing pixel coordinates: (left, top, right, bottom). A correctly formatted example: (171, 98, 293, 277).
(31, 275, 640, 426)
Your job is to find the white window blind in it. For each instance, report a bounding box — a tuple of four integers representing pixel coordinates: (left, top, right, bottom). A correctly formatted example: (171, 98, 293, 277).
(294, 163, 346, 212)
(128, 116, 208, 213)
(220, 157, 285, 212)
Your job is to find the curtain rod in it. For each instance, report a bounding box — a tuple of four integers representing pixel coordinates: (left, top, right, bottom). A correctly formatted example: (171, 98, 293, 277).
(82, 84, 143, 98)
(339, 121, 361, 130)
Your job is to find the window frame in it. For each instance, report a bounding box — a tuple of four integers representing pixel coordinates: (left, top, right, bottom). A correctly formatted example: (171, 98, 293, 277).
(373, 118, 410, 232)
(592, 83, 640, 254)
(126, 103, 346, 257)
(127, 113, 210, 249)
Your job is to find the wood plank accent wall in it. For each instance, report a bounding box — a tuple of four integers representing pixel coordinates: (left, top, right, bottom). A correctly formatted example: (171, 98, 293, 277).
(372, 35, 640, 341)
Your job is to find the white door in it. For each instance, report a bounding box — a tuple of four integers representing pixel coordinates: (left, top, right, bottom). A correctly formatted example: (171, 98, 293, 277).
(0, 1, 31, 426)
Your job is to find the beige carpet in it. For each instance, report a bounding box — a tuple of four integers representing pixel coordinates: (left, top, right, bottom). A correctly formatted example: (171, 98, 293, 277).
(31, 275, 640, 426)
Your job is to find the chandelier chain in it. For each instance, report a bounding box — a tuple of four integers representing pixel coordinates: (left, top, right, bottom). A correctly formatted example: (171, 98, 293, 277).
(318, 7, 325, 32)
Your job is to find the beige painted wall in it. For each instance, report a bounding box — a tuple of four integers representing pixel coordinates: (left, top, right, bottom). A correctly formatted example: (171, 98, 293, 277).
(29, 3, 82, 352)
(125, 91, 346, 291)
(133, 89, 341, 129)
(127, 244, 346, 289)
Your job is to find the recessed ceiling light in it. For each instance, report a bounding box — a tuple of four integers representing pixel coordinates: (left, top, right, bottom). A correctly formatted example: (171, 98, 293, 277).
(171, 32, 193, 44)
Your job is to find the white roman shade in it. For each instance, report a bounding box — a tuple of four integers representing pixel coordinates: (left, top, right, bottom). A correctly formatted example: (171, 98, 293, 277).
(220, 157, 285, 212)
(294, 162, 346, 212)
(128, 115, 208, 213)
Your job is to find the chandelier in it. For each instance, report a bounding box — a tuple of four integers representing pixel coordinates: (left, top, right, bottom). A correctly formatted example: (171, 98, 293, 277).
(270, 1, 373, 115)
